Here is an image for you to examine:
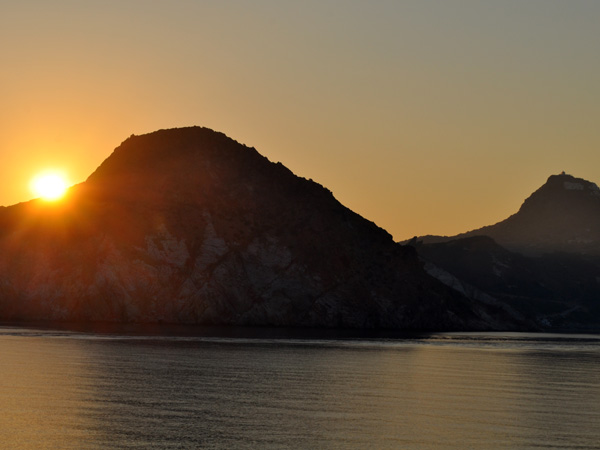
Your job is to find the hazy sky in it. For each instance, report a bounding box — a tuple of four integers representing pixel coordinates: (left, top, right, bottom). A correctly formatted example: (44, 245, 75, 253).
(2, 1, 599, 239)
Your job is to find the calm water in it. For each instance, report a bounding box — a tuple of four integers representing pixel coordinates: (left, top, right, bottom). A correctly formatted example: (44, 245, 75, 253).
(0, 325, 599, 449)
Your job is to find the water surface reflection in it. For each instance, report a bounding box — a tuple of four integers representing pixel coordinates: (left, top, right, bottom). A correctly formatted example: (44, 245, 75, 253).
(0, 327, 599, 449)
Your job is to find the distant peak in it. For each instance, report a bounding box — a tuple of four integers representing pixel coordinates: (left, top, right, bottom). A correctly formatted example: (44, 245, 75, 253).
(414, 172, 600, 256)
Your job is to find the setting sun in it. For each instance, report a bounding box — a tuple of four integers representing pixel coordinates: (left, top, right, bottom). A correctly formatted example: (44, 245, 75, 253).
(30, 172, 69, 201)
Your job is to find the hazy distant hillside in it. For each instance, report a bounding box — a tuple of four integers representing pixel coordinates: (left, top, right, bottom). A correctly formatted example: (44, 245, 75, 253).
(0, 127, 520, 330)
(406, 173, 600, 331)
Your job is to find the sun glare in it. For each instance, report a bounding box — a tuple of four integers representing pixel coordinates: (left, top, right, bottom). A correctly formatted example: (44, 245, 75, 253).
(30, 172, 69, 201)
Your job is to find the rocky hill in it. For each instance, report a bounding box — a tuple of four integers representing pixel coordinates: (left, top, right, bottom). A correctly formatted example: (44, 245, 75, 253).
(0, 127, 520, 330)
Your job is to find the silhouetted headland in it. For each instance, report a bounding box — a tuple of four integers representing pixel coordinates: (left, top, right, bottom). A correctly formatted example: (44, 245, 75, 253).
(0, 127, 522, 330)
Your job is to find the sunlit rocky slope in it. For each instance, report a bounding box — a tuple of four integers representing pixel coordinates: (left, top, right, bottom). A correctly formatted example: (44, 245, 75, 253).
(0, 127, 520, 329)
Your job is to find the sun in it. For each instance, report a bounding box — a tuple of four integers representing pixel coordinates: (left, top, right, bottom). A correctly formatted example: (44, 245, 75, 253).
(30, 172, 69, 201)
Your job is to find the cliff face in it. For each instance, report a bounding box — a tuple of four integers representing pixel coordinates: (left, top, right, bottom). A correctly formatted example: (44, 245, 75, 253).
(0, 127, 514, 330)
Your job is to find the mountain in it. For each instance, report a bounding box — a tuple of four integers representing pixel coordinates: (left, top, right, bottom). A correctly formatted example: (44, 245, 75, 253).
(406, 173, 600, 331)
(0, 127, 520, 330)
(414, 173, 600, 256)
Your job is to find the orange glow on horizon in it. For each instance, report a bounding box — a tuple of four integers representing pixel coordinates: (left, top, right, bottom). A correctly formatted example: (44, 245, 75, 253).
(3, 2, 600, 238)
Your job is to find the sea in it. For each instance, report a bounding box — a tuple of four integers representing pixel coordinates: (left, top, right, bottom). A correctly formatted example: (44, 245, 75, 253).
(1, 324, 599, 449)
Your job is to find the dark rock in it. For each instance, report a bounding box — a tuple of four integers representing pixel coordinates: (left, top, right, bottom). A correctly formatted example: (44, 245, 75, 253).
(415, 236, 600, 331)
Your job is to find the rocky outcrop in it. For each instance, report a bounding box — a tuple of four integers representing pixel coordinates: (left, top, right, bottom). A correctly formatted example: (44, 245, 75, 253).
(0, 127, 520, 330)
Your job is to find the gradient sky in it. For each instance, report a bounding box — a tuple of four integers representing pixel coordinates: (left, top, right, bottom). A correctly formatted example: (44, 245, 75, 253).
(2, 1, 599, 240)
